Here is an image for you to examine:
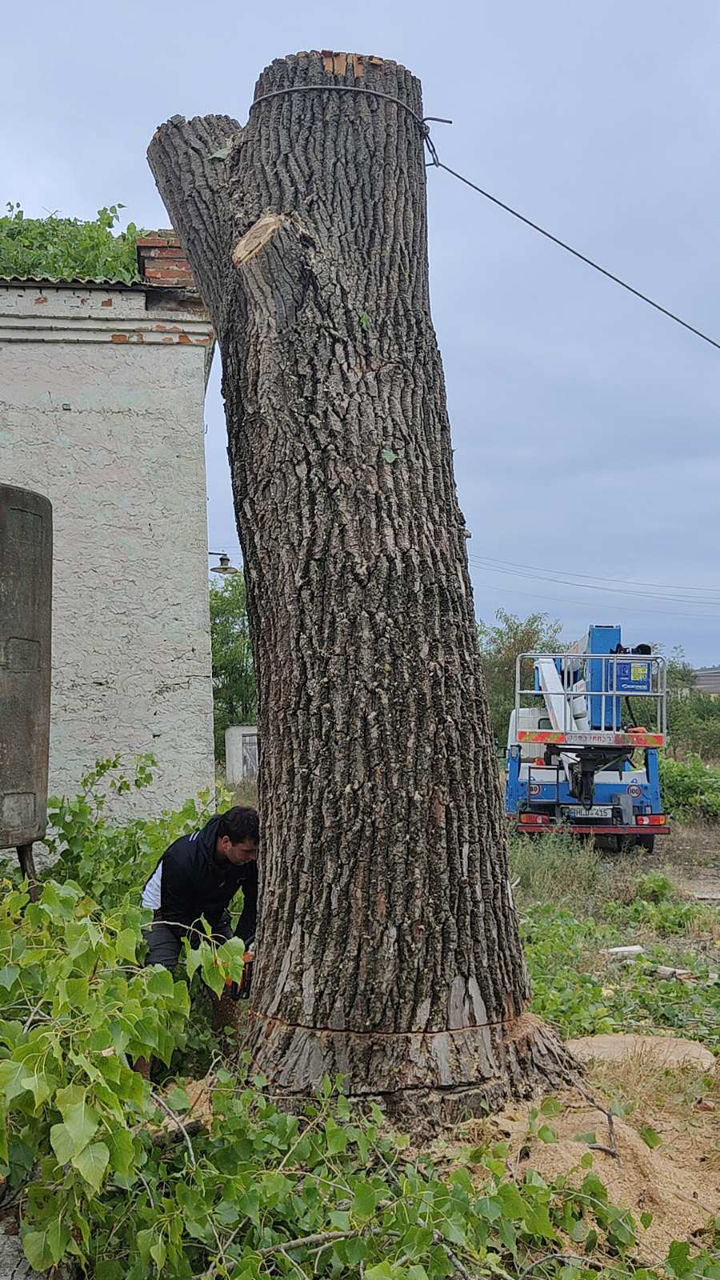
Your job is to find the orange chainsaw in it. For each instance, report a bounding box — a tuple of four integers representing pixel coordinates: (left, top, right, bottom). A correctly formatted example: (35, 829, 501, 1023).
(225, 951, 254, 1001)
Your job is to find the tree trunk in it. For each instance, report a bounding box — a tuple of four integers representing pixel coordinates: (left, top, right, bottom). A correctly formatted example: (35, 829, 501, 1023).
(148, 51, 572, 1122)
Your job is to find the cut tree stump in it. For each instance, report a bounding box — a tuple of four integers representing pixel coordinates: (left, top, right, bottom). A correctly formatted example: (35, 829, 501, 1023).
(148, 50, 575, 1123)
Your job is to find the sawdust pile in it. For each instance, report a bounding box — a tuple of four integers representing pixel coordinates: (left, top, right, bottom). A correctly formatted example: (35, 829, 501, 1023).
(456, 1082, 720, 1258)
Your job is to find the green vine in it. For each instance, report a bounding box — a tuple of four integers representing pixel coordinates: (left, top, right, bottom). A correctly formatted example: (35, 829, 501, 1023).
(0, 203, 146, 283)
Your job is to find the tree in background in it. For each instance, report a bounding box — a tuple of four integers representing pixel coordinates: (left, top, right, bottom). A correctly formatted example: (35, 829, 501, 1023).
(666, 647, 720, 761)
(209, 574, 257, 762)
(666, 646, 696, 696)
(478, 610, 563, 747)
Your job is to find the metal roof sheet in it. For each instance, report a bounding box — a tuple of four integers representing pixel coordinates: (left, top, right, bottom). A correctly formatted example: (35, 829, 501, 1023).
(0, 275, 144, 289)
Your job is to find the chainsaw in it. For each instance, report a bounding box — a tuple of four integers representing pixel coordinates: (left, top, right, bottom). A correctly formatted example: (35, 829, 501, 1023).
(225, 951, 254, 1001)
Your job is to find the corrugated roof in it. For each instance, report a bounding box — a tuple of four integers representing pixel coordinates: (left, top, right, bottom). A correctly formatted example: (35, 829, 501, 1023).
(0, 275, 144, 289)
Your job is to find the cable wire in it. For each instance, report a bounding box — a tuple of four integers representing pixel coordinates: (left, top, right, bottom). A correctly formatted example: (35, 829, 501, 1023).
(249, 89, 718, 353)
(433, 160, 720, 353)
(468, 556, 720, 605)
(469, 570, 720, 623)
(468, 558, 720, 613)
(471, 555, 720, 598)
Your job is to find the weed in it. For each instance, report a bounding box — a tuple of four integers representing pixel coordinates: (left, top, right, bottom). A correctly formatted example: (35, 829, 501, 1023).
(510, 834, 635, 916)
(660, 755, 720, 822)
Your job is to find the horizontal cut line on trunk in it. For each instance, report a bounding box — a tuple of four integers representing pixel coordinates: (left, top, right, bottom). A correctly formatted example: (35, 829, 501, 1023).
(256, 1069, 505, 1100)
(248, 1007, 514, 1038)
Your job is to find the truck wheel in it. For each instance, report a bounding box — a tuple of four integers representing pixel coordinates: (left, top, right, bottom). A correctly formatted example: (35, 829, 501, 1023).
(636, 835, 655, 854)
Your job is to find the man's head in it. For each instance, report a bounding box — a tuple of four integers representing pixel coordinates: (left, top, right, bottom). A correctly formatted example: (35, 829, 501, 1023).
(215, 806, 259, 866)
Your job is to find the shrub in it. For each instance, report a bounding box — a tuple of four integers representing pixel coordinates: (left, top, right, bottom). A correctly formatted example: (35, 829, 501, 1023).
(660, 755, 720, 822)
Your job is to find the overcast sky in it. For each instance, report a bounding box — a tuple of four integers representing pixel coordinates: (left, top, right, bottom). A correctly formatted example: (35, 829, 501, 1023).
(3, 0, 719, 663)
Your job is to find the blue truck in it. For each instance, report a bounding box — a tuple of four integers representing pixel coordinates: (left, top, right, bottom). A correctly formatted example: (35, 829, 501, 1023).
(505, 624, 668, 852)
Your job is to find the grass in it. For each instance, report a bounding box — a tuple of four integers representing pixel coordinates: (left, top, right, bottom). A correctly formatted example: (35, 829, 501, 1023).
(587, 1053, 720, 1126)
(510, 830, 720, 1050)
(510, 833, 639, 916)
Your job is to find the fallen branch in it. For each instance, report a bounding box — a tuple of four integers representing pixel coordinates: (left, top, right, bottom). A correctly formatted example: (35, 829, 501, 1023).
(518, 1252, 606, 1278)
(573, 1079, 619, 1160)
(149, 1090, 197, 1167)
(259, 1230, 359, 1256)
(22, 996, 48, 1034)
(435, 1235, 478, 1280)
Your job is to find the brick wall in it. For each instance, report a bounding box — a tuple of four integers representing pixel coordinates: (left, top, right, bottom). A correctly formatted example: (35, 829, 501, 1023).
(136, 231, 196, 290)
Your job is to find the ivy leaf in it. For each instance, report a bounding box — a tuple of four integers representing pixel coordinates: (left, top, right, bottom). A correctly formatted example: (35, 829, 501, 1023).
(381, 448, 397, 464)
(166, 1085, 189, 1112)
(640, 1125, 662, 1150)
(537, 1124, 558, 1144)
(50, 1122, 75, 1166)
(106, 1126, 136, 1176)
(115, 928, 137, 963)
(640, 1211, 653, 1230)
(72, 1140, 110, 1192)
(540, 1096, 563, 1117)
(324, 1118, 348, 1154)
(22, 1220, 70, 1271)
(57, 1088, 98, 1154)
(0, 964, 19, 989)
(0, 1058, 29, 1102)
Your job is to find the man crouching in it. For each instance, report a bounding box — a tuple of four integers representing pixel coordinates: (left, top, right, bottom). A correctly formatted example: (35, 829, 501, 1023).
(141, 805, 259, 970)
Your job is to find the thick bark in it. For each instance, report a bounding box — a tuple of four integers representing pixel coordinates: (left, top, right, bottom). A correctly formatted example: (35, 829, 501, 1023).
(149, 51, 572, 1118)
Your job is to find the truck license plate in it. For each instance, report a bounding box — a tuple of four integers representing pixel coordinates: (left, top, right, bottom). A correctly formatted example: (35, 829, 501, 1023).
(569, 806, 612, 819)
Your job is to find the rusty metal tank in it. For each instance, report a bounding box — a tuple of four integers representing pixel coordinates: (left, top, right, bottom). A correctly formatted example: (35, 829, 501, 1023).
(0, 484, 52, 850)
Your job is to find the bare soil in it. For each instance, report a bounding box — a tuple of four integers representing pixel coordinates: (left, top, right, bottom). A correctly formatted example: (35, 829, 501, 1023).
(657, 825, 720, 883)
(443, 1058, 720, 1258)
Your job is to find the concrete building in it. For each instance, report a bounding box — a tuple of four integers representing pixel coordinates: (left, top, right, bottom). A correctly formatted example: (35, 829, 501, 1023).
(225, 725, 259, 785)
(0, 235, 216, 814)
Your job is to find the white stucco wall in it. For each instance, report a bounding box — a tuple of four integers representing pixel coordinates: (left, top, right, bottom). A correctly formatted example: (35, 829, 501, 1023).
(0, 282, 216, 816)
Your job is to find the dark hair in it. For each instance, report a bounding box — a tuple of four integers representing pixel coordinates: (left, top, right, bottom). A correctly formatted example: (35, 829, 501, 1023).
(217, 806, 259, 845)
